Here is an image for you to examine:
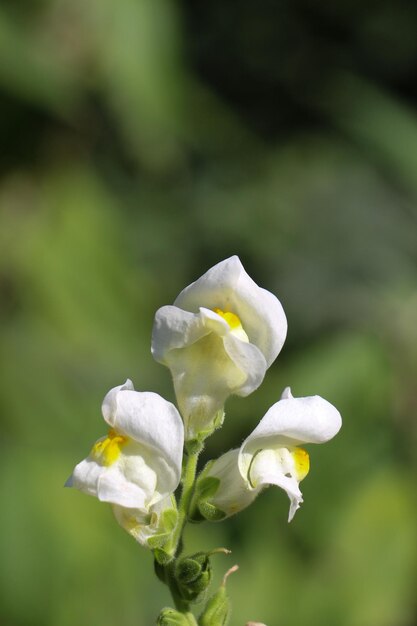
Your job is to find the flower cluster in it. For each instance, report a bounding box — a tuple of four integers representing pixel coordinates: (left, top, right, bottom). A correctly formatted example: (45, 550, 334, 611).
(67, 256, 342, 621)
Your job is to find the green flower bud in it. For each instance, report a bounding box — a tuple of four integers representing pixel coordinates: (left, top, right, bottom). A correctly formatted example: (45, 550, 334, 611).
(174, 552, 212, 603)
(157, 608, 197, 625)
(199, 565, 238, 626)
(174, 548, 231, 604)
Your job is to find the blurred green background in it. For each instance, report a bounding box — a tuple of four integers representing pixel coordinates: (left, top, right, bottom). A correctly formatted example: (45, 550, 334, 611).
(1, 1, 417, 625)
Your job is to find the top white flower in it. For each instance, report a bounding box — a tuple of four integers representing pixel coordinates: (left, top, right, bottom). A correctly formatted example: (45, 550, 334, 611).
(152, 256, 288, 440)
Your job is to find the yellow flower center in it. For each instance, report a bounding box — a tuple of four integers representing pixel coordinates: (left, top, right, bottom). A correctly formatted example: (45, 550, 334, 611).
(213, 308, 249, 342)
(91, 429, 128, 466)
(291, 447, 310, 481)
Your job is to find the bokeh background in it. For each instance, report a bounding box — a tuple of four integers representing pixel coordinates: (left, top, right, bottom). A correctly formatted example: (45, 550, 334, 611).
(1, 1, 417, 625)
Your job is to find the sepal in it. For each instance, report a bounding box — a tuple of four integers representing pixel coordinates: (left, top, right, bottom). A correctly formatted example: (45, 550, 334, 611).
(154, 547, 175, 566)
(197, 501, 227, 522)
(146, 508, 179, 550)
(185, 410, 225, 452)
(157, 608, 198, 625)
(189, 473, 226, 522)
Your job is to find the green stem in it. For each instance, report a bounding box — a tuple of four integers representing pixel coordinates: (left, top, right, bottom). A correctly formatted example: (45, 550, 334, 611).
(170, 448, 200, 556)
(162, 445, 202, 617)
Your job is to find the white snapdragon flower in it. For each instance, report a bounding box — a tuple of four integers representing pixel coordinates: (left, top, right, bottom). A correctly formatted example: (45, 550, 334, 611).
(152, 256, 287, 440)
(66, 380, 184, 514)
(198, 388, 342, 521)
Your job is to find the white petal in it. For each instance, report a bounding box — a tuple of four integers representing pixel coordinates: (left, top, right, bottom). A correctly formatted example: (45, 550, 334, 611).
(152, 306, 267, 437)
(97, 465, 150, 508)
(101, 379, 134, 421)
(199, 307, 231, 336)
(112, 494, 175, 546)
(205, 449, 261, 517)
(67, 440, 159, 509)
(66, 457, 103, 497)
(239, 392, 342, 476)
(222, 334, 267, 396)
(101, 385, 184, 494)
(174, 256, 287, 366)
(248, 449, 303, 522)
(151, 306, 210, 363)
(280, 386, 293, 400)
(161, 330, 248, 438)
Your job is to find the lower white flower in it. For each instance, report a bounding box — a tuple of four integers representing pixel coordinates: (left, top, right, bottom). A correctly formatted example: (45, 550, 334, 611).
(66, 380, 184, 513)
(199, 388, 342, 521)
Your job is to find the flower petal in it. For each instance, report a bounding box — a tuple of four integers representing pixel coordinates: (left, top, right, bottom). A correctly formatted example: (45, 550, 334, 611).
(239, 389, 342, 476)
(101, 378, 134, 421)
(97, 465, 150, 508)
(174, 256, 287, 366)
(112, 494, 175, 546)
(151, 306, 210, 363)
(222, 334, 267, 397)
(248, 449, 303, 522)
(101, 383, 184, 493)
(67, 438, 160, 509)
(152, 306, 267, 438)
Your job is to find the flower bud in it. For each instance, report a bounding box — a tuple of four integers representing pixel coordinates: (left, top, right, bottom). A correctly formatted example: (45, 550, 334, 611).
(199, 565, 238, 626)
(157, 608, 197, 625)
(174, 552, 212, 603)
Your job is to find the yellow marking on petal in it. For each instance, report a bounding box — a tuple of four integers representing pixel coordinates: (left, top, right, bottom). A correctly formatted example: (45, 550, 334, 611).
(213, 308, 249, 342)
(292, 447, 310, 481)
(213, 308, 242, 330)
(91, 429, 128, 466)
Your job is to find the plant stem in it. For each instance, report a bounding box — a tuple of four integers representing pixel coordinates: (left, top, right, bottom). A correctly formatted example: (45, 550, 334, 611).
(171, 448, 200, 556)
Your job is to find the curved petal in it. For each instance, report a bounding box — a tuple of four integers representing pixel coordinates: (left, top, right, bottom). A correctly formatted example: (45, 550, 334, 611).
(199, 307, 232, 336)
(112, 494, 176, 546)
(101, 378, 134, 418)
(239, 389, 342, 476)
(65, 457, 102, 496)
(151, 306, 210, 363)
(66, 441, 157, 509)
(97, 465, 150, 508)
(248, 449, 303, 522)
(112, 505, 151, 545)
(222, 334, 267, 397)
(101, 384, 184, 493)
(174, 256, 287, 366)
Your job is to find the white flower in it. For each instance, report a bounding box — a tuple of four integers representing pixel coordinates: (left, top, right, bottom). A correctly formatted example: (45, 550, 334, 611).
(200, 388, 342, 521)
(152, 256, 287, 439)
(66, 380, 184, 512)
